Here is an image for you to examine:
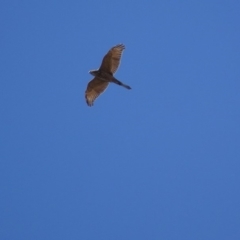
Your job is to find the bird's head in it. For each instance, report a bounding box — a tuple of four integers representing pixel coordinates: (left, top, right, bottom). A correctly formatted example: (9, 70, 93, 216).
(89, 69, 99, 76)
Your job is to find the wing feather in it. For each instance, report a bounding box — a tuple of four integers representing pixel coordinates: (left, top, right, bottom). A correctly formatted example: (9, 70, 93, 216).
(85, 77, 109, 106)
(99, 44, 125, 74)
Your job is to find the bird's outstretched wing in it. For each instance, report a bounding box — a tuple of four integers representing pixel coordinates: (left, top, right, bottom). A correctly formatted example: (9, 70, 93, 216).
(85, 78, 109, 106)
(99, 44, 125, 74)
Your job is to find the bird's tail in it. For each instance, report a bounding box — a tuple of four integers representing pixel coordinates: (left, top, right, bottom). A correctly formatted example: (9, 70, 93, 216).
(112, 78, 131, 90)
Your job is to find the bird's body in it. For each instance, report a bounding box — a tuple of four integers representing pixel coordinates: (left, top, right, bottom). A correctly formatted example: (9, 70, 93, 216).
(85, 44, 131, 106)
(90, 70, 131, 89)
(89, 69, 114, 82)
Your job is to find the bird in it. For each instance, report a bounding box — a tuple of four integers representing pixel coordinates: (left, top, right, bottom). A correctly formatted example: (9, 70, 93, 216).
(85, 44, 131, 106)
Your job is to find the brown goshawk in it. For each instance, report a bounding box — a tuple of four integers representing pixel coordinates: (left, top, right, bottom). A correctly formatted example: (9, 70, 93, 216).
(85, 44, 131, 106)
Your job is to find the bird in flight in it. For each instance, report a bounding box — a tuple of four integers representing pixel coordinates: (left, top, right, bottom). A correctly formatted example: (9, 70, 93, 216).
(85, 44, 131, 106)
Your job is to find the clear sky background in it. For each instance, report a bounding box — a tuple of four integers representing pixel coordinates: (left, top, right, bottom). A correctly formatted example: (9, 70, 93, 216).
(1, 1, 240, 239)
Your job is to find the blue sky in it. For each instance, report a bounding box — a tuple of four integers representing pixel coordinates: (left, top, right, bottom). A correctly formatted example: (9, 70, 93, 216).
(1, 1, 240, 239)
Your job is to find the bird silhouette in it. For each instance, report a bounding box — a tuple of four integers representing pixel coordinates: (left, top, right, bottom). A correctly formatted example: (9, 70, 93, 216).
(85, 44, 131, 106)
